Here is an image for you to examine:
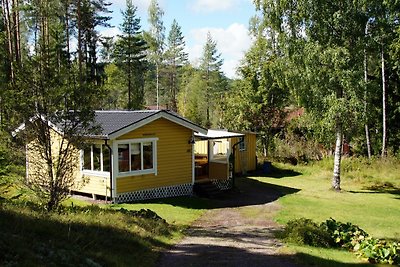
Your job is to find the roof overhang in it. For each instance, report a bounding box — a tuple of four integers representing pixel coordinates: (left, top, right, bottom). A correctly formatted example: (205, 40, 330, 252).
(12, 115, 64, 137)
(194, 129, 245, 140)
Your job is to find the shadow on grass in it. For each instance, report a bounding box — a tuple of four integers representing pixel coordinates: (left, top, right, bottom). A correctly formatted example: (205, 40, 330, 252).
(136, 176, 300, 210)
(259, 164, 303, 179)
(0, 203, 169, 266)
(349, 182, 400, 198)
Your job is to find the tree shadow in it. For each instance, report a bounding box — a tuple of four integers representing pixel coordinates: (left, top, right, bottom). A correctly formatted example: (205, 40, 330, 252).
(139, 176, 300, 210)
(0, 204, 168, 266)
(349, 182, 400, 198)
(258, 164, 303, 179)
(157, 230, 376, 267)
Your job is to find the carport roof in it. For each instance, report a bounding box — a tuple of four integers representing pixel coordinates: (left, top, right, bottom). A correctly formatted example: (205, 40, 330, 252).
(194, 129, 244, 140)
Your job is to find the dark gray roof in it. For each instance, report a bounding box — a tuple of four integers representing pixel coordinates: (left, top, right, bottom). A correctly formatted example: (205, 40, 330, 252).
(90, 110, 206, 139)
(93, 110, 157, 137)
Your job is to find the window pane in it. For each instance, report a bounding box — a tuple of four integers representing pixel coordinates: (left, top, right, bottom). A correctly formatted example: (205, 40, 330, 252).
(130, 143, 141, 171)
(93, 144, 101, 171)
(143, 142, 153, 169)
(102, 144, 110, 172)
(83, 146, 91, 170)
(118, 144, 129, 172)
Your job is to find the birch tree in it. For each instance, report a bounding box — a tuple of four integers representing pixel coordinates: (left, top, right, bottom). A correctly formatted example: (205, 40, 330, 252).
(254, 0, 366, 190)
(145, 0, 165, 108)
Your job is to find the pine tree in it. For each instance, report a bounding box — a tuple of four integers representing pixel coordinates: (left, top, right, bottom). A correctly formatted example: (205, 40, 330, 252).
(200, 32, 223, 127)
(164, 19, 188, 111)
(113, 0, 147, 110)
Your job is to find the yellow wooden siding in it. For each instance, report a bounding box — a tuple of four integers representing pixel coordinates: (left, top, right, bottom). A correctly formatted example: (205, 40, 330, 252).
(73, 174, 110, 196)
(194, 140, 208, 155)
(116, 118, 193, 194)
(232, 133, 257, 173)
(27, 129, 112, 197)
(209, 162, 228, 180)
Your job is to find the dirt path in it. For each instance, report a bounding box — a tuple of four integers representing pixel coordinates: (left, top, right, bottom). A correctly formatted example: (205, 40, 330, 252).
(158, 177, 302, 267)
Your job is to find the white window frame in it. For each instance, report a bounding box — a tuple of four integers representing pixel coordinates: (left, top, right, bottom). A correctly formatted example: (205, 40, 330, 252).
(81, 144, 110, 178)
(115, 138, 158, 177)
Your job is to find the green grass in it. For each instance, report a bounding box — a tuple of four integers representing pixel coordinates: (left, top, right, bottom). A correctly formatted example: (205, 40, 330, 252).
(0, 200, 177, 266)
(110, 196, 212, 226)
(0, 189, 211, 267)
(252, 157, 400, 266)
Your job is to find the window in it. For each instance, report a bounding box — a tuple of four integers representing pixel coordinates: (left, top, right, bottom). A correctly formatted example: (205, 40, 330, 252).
(82, 144, 110, 173)
(117, 138, 157, 175)
(239, 136, 246, 151)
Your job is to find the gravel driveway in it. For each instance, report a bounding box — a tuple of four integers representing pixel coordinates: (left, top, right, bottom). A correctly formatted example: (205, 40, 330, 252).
(158, 177, 302, 267)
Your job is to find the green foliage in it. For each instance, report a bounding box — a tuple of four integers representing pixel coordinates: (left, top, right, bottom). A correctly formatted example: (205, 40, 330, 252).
(356, 238, 400, 265)
(281, 218, 334, 247)
(164, 19, 188, 111)
(223, 36, 289, 156)
(113, 0, 147, 109)
(322, 218, 369, 249)
(282, 217, 400, 265)
(271, 130, 322, 164)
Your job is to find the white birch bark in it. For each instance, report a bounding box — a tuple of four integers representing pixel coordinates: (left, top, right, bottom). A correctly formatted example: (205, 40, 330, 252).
(381, 46, 387, 157)
(332, 121, 343, 191)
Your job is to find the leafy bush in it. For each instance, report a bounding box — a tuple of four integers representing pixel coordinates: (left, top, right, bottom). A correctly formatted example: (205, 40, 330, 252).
(282, 218, 400, 265)
(355, 237, 400, 265)
(322, 218, 368, 248)
(280, 218, 333, 247)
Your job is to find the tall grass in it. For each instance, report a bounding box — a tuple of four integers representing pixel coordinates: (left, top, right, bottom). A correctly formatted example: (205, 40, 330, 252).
(0, 199, 179, 266)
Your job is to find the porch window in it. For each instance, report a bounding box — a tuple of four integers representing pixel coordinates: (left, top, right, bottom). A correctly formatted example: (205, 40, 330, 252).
(82, 144, 110, 173)
(117, 138, 157, 176)
(210, 139, 229, 163)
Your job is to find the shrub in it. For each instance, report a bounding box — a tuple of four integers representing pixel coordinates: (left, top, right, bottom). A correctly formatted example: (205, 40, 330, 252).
(281, 218, 333, 247)
(271, 133, 323, 165)
(355, 237, 400, 265)
(322, 218, 368, 249)
(281, 218, 400, 265)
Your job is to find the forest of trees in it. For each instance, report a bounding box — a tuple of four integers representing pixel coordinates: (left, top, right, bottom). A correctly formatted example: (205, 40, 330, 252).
(1, 0, 400, 199)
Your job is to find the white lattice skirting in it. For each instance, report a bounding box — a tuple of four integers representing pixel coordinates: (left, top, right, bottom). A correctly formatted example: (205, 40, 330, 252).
(211, 179, 232, 190)
(115, 183, 193, 203)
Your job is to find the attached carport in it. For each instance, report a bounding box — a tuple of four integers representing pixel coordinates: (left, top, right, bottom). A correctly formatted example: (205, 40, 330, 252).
(194, 130, 245, 185)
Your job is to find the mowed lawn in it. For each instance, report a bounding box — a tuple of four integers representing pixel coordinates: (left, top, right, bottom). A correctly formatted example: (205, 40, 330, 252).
(250, 158, 400, 266)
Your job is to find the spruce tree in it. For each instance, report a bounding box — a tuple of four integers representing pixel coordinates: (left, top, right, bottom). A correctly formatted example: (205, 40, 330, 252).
(113, 0, 147, 110)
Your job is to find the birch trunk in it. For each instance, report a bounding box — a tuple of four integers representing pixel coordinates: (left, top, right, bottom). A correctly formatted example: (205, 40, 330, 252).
(364, 48, 371, 159)
(2, 0, 15, 81)
(332, 120, 343, 191)
(381, 46, 387, 157)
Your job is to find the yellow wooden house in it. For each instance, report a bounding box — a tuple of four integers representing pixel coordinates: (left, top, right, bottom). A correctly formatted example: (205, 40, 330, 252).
(18, 111, 257, 202)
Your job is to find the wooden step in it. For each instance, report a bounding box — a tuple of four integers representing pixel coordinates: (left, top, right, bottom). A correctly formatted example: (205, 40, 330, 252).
(193, 181, 223, 198)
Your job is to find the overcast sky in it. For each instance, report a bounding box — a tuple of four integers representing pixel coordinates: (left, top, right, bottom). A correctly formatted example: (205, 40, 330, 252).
(101, 0, 255, 78)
